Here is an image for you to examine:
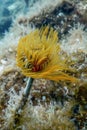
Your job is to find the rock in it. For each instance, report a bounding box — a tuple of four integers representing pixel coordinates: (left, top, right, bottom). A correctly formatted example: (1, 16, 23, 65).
(1, 59, 7, 65)
(0, 66, 4, 75)
(8, 48, 13, 53)
(29, 1, 80, 39)
(59, 1, 75, 15)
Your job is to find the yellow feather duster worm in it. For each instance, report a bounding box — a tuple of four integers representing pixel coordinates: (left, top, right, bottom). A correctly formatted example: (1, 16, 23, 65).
(16, 26, 77, 82)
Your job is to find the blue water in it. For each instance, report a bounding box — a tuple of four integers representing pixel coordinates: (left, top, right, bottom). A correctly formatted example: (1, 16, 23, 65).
(0, 0, 38, 37)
